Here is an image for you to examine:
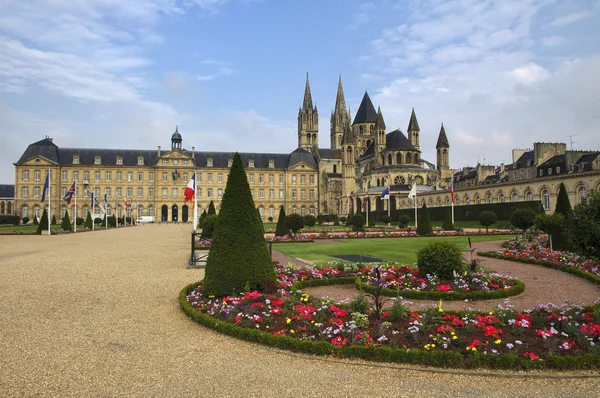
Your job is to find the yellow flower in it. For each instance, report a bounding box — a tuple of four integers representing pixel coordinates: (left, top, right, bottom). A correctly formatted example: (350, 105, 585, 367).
(266, 325, 270, 329)
(452, 336, 457, 340)
(495, 339, 502, 345)
(438, 299, 443, 313)
(488, 312, 493, 315)
(286, 318, 291, 324)
(290, 329, 295, 334)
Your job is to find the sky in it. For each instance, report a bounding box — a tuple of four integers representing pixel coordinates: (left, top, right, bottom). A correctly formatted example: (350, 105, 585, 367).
(1, 0, 599, 184)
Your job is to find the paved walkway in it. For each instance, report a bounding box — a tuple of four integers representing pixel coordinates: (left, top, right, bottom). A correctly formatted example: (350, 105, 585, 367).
(1, 225, 599, 397)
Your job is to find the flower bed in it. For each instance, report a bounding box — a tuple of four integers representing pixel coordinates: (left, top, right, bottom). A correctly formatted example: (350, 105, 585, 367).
(478, 235, 600, 284)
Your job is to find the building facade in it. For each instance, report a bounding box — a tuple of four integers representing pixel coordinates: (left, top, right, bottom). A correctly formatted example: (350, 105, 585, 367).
(12, 75, 600, 222)
(0, 185, 14, 217)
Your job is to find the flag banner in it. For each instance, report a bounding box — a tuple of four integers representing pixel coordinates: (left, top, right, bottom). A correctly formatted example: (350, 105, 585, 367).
(184, 174, 195, 203)
(408, 184, 417, 199)
(95, 195, 105, 214)
(91, 192, 94, 208)
(381, 187, 390, 199)
(172, 169, 182, 182)
(450, 178, 455, 203)
(63, 181, 76, 204)
(41, 172, 50, 203)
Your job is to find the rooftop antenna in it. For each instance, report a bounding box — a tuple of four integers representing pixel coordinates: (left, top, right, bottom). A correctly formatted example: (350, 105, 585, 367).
(566, 135, 577, 150)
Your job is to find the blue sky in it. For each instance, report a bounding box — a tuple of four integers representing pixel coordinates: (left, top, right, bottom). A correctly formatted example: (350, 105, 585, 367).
(1, 0, 599, 184)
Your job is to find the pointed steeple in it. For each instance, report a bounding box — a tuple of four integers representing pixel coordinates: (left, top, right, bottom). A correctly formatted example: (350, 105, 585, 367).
(407, 107, 420, 132)
(375, 106, 386, 131)
(302, 73, 313, 110)
(436, 123, 449, 148)
(342, 119, 354, 145)
(334, 75, 346, 114)
(352, 91, 377, 125)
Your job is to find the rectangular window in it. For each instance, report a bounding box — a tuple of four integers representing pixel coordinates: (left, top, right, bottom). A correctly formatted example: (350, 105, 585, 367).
(556, 166, 560, 173)
(162, 172, 168, 182)
(127, 187, 133, 197)
(197, 188, 201, 199)
(162, 188, 168, 198)
(73, 155, 79, 164)
(301, 175, 306, 184)
(183, 160, 188, 166)
(259, 189, 264, 199)
(218, 188, 223, 198)
(301, 189, 306, 199)
(310, 175, 315, 184)
(34, 186, 40, 198)
(62, 170, 68, 181)
(269, 189, 274, 199)
(292, 189, 297, 199)
(138, 172, 143, 182)
(292, 175, 297, 184)
(309, 189, 315, 199)
(137, 188, 143, 198)
(72, 171, 78, 182)
(105, 171, 111, 182)
(197, 173, 201, 184)
(249, 160, 254, 168)
(23, 170, 29, 181)
(116, 187, 122, 197)
(34, 170, 41, 181)
(172, 188, 177, 198)
(149, 172, 154, 182)
(127, 172, 133, 182)
(548, 168, 552, 175)
(22, 187, 29, 198)
(259, 174, 264, 184)
(539, 169, 543, 176)
(138, 157, 144, 165)
(207, 188, 213, 198)
(105, 187, 111, 197)
(279, 189, 284, 199)
(116, 157, 123, 165)
(162, 159, 168, 165)
(269, 160, 274, 168)
(207, 173, 212, 183)
(249, 174, 254, 183)
(269, 174, 274, 184)
(183, 172, 188, 182)
(527, 169, 531, 178)
(148, 188, 154, 198)
(95, 156, 101, 165)
(207, 158, 213, 167)
(279, 174, 284, 184)
(228, 159, 233, 167)
(84, 171, 90, 182)
(218, 173, 223, 183)
(116, 171, 122, 182)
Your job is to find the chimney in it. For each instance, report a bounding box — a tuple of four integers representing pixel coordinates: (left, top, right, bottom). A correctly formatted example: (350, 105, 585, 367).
(157, 145, 161, 158)
(192, 146, 195, 165)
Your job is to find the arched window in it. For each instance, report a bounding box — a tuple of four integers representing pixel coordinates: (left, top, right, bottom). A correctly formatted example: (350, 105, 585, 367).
(397, 152, 402, 164)
(333, 165, 337, 174)
(33, 206, 40, 219)
(22, 205, 29, 219)
(542, 190, 550, 210)
(498, 193, 505, 203)
(579, 187, 587, 204)
(148, 206, 154, 217)
(526, 191, 534, 201)
(301, 206, 306, 216)
(7, 202, 12, 214)
(388, 153, 393, 165)
(406, 153, 412, 164)
(414, 153, 419, 164)
(292, 206, 297, 214)
(445, 198, 450, 206)
(377, 178, 381, 186)
(486, 194, 492, 204)
(512, 192, 518, 202)
(465, 196, 470, 205)
(0, 201, 4, 214)
(475, 195, 480, 205)
(309, 206, 315, 215)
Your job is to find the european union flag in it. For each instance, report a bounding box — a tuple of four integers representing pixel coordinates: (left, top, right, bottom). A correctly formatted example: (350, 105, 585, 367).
(41, 172, 50, 203)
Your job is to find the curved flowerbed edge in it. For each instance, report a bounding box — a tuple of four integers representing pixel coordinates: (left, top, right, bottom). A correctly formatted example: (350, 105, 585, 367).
(477, 251, 600, 286)
(292, 277, 526, 301)
(179, 282, 600, 370)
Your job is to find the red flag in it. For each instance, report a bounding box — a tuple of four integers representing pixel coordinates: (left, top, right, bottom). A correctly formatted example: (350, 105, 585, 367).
(184, 174, 195, 204)
(450, 178, 455, 204)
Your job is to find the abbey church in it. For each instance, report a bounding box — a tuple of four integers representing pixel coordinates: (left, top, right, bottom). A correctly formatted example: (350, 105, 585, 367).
(10, 75, 600, 223)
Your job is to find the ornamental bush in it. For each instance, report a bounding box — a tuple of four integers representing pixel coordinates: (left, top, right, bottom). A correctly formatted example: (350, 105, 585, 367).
(442, 207, 454, 231)
(304, 214, 316, 227)
(22, 217, 30, 225)
(36, 209, 48, 235)
(33, 216, 38, 225)
(551, 183, 573, 251)
(417, 204, 433, 236)
(85, 212, 93, 229)
(200, 214, 218, 239)
(510, 208, 538, 232)
(416, 241, 464, 280)
(568, 190, 600, 259)
(207, 200, 216, 216)
(198, 209, 207, 229)
(382, 215, 391, 224)
(51, 215, 57, 225)
(61, 211, 72, 231)
(398, 214, 412, 228)
(479, 210, 497, 232)
(203, 153, 276, 297)
(348, 213, 365, 232)
(286, 213, 305, 234)
(275, 206, 289, 237)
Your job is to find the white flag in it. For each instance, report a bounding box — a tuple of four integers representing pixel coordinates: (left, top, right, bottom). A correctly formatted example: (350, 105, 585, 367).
(408, 184, 417, 199)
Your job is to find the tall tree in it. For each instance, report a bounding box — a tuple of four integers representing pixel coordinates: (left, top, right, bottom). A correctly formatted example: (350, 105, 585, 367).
(275, 206, 289, 237)
(207, 200, 216, 216)
(36, 209, 49, 235)
(417, 204, 433, 236)
(555, 183, 573, 217)
(61, 211, 73, 231)
(552, 182, 572, 250)
(442, 207, 454, 231)
(203, 153, 276, 296)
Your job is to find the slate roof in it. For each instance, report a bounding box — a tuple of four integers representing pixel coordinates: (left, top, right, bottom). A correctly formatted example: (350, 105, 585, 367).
(326, 173, 342, 178)
(318, 148, 342, 160)
(514, 151, 535, 168)
(436, 124, 449, 148)
(352, 91, 377, 125)
(16, 139, 317, 170)
(360, 141, 375, 159)
(0, 184, 15, 199)
(539, 155, 565, 167)
(576, 152, 600, 164)
(407, 108, 420, 131)
(386, 129, 417, 151)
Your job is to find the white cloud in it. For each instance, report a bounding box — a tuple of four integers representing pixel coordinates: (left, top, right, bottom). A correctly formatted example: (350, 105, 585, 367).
(541, 35, 567, 47)
(508, 63, 551, 86)
(548, 11, 592, 27)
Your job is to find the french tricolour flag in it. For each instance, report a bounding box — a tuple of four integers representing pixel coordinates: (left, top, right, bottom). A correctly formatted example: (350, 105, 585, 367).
(184, 174, 195, 204)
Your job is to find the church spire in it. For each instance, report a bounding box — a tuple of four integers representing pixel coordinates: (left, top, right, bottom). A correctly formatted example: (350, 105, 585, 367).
(302, 73, 313, 110)
(330, 75, 348, 149)
(436, 123, 449, 148)
(334, 75, 346, 114)
(407, 107, 420, 150)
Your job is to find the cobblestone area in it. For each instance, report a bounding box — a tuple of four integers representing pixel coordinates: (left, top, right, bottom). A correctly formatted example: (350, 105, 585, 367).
(1, 225, 598, 397)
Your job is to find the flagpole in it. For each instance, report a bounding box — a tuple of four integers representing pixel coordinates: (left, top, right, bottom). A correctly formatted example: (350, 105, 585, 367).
(414, 193, 418, 230)
(451, 200, 455, 226)
(365, 195, 369, 227)
(92, 185, 95, 231)
(74, 180, 77, 233)
(193, 169, 198, 233)
(48, 169, 51, 236)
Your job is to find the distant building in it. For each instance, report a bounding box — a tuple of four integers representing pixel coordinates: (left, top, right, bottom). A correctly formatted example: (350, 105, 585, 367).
(0, 185, 15, 216)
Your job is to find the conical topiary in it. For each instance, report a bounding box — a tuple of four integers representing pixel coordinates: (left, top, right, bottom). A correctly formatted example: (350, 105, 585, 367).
(36, 209, 49, 235)
(207, 200, 216, 216)
(442, 207, 454, 231)
(203, 152, 276, 297)
(417, 204, 433, 236)
(198, 209, 207, 229)
(85, 212, 93, 229)
(275, 206, 289, 237)
(552, 183, 572, 250)
(51, 214, 57, 225)
(61, 211, 72, 231)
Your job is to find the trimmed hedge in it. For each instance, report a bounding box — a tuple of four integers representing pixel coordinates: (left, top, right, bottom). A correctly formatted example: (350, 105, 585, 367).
(478, 251, 600, 286)
(180, 281, 600, 370)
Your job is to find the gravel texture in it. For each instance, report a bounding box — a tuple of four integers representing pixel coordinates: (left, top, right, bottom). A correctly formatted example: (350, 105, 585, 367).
(1, 225, 599, 397)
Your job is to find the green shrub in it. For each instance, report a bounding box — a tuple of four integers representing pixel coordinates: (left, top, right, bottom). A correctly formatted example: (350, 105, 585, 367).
(367, 216, 376, 227)
(203, 152, 276, 297)
(76, 217, 84, 226)
(417, 204, 433, 236)
(268, 216, 273, 222)
(442, 207, 454, 231)
(85, 212, 93, 229)
(348, 213, 365, 232)
(398, 214, 412, 228)
(340, 216, 347, 223)
(304, 214, 316, 227)
(36, 209, 49, 234)
(198, 209, 207, 229)
(416, 241, 464, 279)
(388, 298, 409, 322)
(286, 213, 305, 234)
(568, 190, 600, 259)
(350, 289, 370, 314)
(479, 210, 497, 232)
(22, 217, 30, 225)
(61, 212, 72, 231)
(33, 216, 39, 225)
(381, 215, 391, 224)
(510, 208, 538, 232)
(200, 214, 218, 239)
(51, 215, 57, 225)
(207, 200, 216, 216)
(275, 206, 289, 237)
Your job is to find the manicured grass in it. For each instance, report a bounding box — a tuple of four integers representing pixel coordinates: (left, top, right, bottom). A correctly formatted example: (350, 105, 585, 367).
(274, 235, 516, 264)
(264, 223, 350, 231)
(0, 224, 63, 233)
(264, 220, 512, 231)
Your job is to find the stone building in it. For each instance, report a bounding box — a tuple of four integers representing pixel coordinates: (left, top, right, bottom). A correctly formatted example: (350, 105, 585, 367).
(0, 185, 14, 217)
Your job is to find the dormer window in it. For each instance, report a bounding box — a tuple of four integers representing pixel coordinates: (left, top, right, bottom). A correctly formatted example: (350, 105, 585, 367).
(137, 157, 144, 165)
(269, 160, 274, 168)
(162, 159, 168, 165)
(207, 158, 213, 167)
(73, 155, 80, 164)
(116, 156, 123, 165)
(228, 159, 233, 167)
(548, 168, 552, 175)
(556, 166, 560, 173)
(249, 160, 254, 168)
(94, 156, 101, 165)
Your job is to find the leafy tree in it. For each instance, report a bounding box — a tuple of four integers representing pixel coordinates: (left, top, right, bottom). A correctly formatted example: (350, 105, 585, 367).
(285, 213, 305, 234)
(535, 213, 565, 250)
(85, 212, 93, 229)
(398, 214, 412, 229)
(207, 200, 216, 216)
(479, 210, 497, 232)
(61, 211, 73, 231)
(22, 217, 30, 225)
(304, 214, 316, 227)
(347, 212, 365, 232)
(198, 209, 207, 229)
(51, 215, 57, 225)
(200, 214, 218, 239)
(417, 241, 464, 279)
(510, 208, 538, 232)
(274, 206, 289, 237)
(268, 216, 274, 222)
(567, 190, 600, 258)
(442, 207, 454, 231)
(417, 204, 433, 236)
(36, 209, 49, 235)
(381, 215, 391, 224)
(76, 217, 84, 226)
(203, 153, 276, 297)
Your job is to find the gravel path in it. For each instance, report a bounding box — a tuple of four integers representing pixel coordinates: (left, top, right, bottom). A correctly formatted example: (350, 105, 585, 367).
(1, 226, 599, 397)
(302, 241, 600, 312)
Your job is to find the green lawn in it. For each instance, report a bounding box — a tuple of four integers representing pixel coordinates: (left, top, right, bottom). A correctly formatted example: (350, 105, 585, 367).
(0, 224, 63, 233)
(263, 220, 511, 231)
(274, 235, 516, 265)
